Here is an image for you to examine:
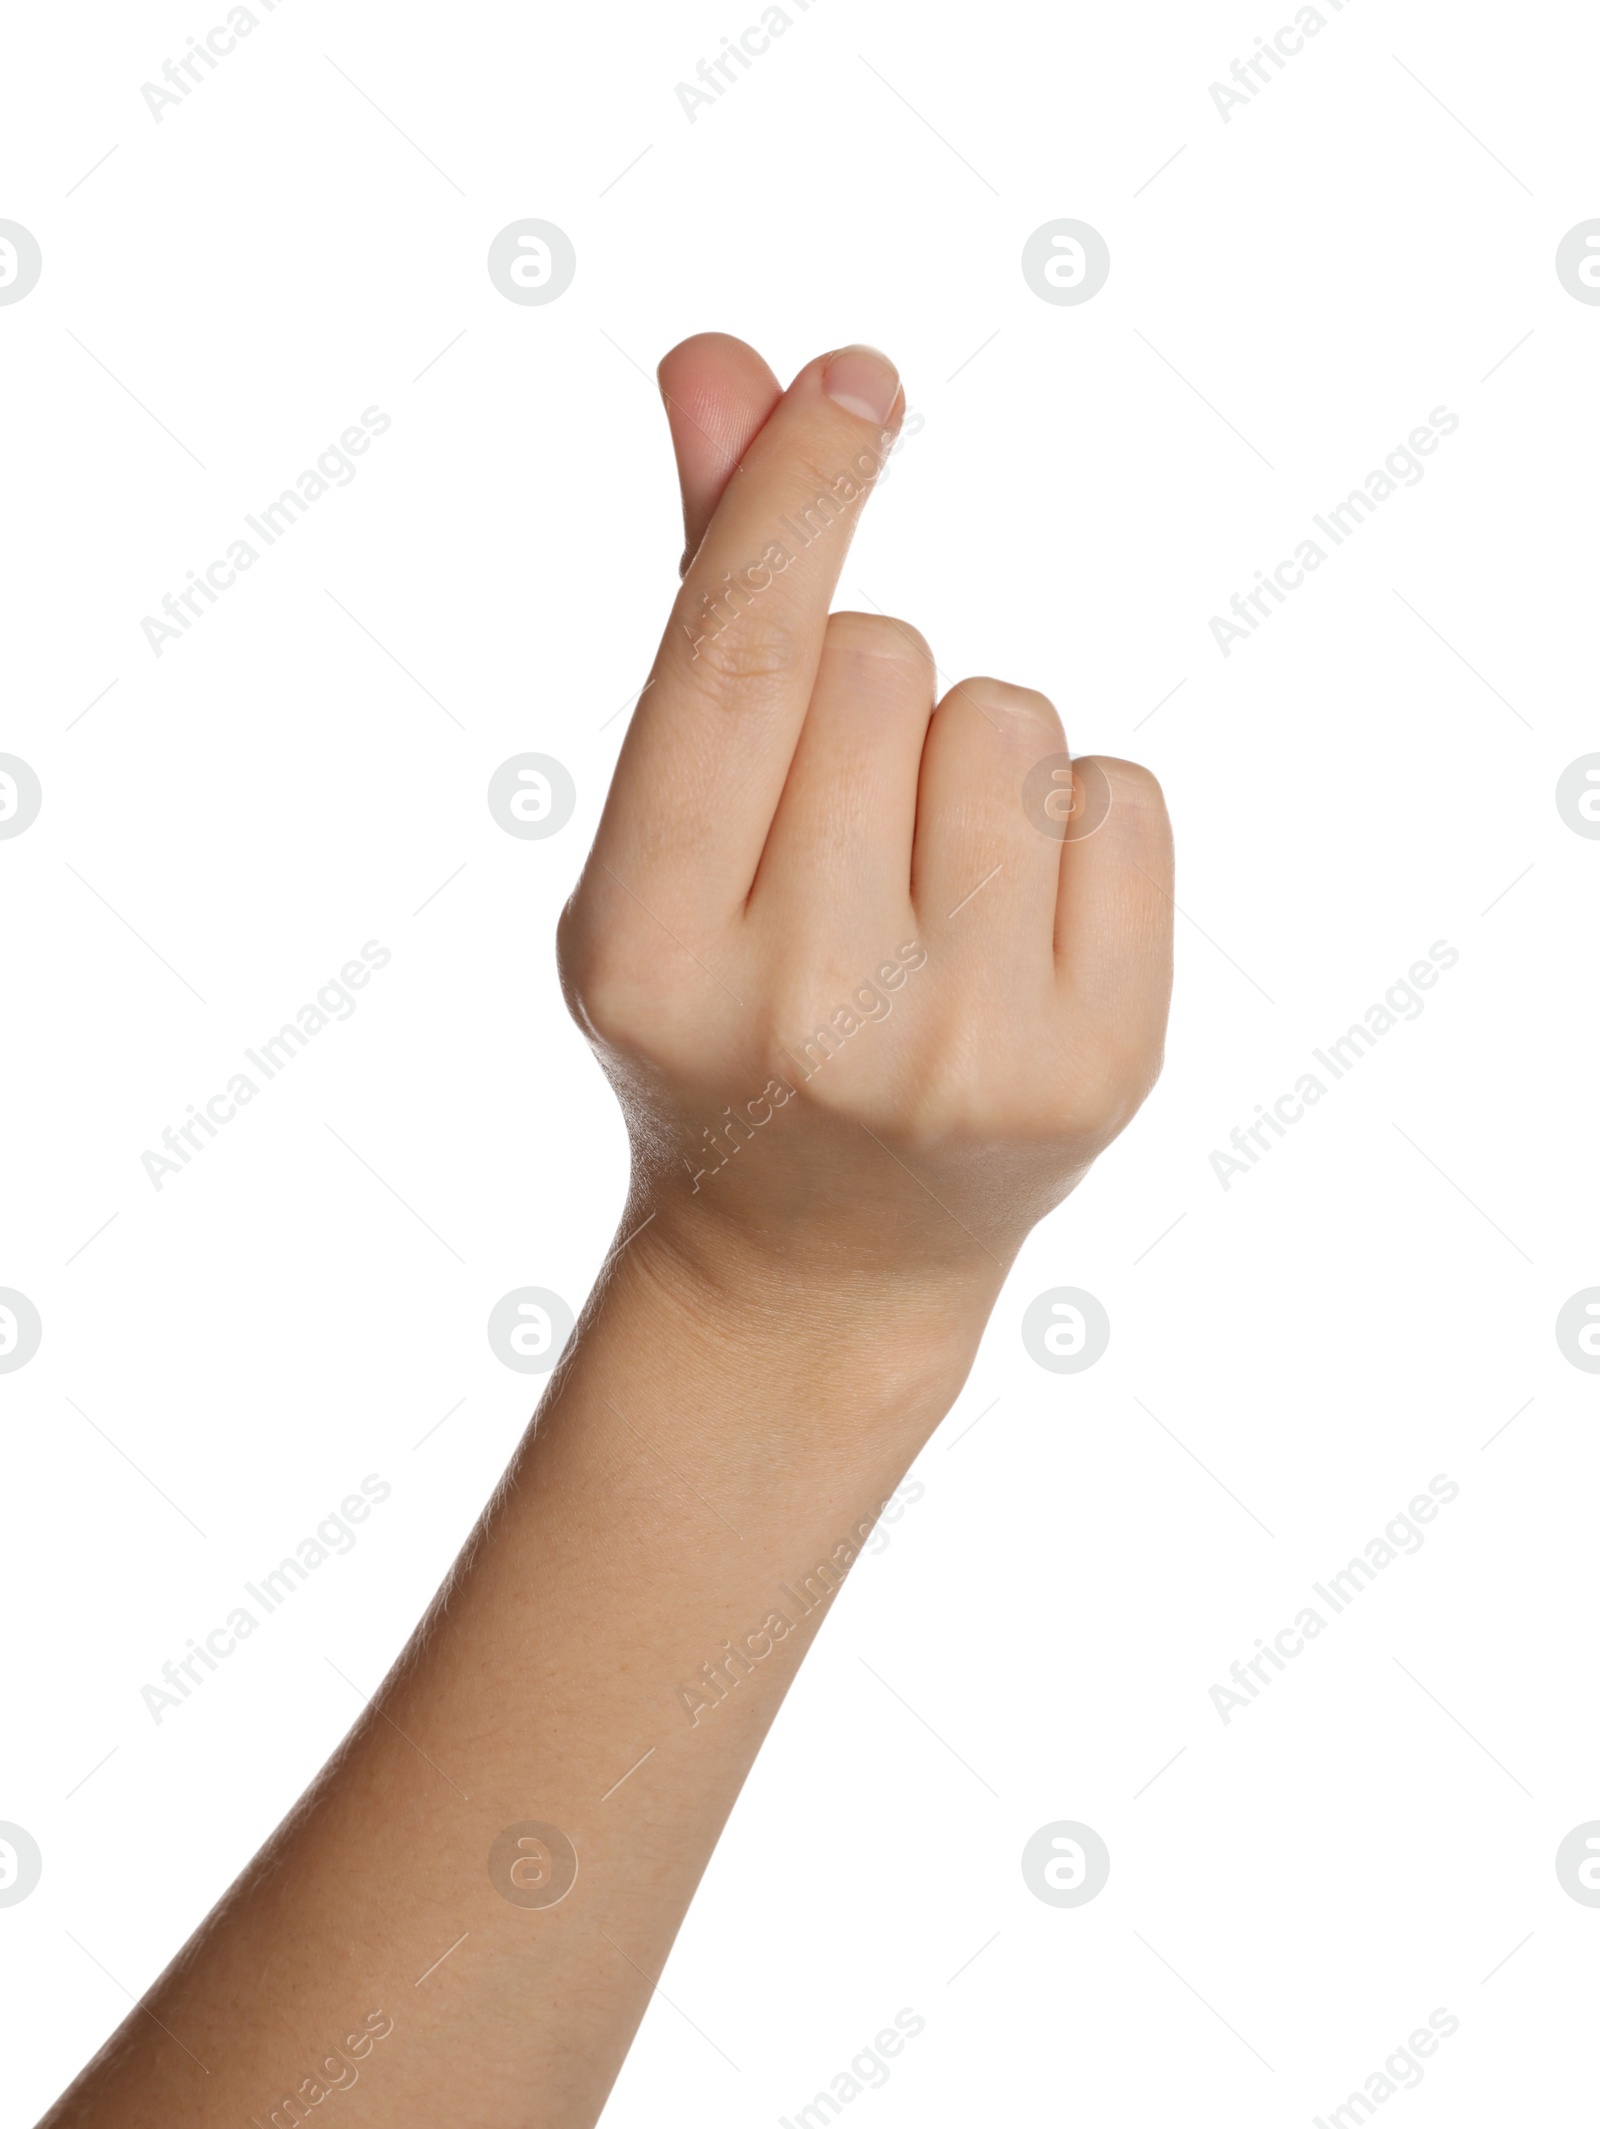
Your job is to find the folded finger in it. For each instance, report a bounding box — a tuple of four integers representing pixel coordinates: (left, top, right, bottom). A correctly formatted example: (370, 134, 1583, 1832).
(749, 610, 934, 931)
(1053, 755, 1175, 1067)
(912, 677, 1066, 987)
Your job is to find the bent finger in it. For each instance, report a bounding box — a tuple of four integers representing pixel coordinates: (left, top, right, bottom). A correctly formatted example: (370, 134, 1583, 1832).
(1053, 755, 1175, 1065)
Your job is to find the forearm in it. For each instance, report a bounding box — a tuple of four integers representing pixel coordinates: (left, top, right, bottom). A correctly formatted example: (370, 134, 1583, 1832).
(45, 1222, 996, 2128)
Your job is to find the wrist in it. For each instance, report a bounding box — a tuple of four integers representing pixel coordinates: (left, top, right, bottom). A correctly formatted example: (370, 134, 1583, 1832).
(588, 1198, 1002, 1462)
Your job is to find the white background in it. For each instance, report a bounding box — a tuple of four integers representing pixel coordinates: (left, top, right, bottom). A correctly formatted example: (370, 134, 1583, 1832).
(4, 1, 1599, 2122)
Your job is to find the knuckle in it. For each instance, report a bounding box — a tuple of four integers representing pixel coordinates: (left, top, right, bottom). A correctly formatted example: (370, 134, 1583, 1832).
(555, 899, 616, 1038)
(1065, 1039, 1156, 1138)
(557, 898, 669, 1054)
(568, 958, 654, 1054)
(946, 675, 1062, 733)
(1089, 755, 1171, 834)
(824, 610, 933, 672)
(553, 894, 588, 993)
(674, 607, 803, 708)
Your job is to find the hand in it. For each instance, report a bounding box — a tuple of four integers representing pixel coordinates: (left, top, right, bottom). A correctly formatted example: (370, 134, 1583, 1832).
(558, 336, 1174, 1343)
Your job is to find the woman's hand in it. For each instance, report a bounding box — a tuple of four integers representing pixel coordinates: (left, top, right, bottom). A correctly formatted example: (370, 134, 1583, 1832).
(559, 336, 1174, 1343)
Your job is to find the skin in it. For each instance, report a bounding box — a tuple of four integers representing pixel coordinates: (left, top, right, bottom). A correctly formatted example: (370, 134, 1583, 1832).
(40, 335, 1174, 2128)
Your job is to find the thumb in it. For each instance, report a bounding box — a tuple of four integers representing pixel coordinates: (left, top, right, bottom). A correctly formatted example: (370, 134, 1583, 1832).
(657, 332, 783, 577)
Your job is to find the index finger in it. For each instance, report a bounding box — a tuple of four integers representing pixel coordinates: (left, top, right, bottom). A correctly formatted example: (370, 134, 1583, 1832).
(593, 345, 905, 919)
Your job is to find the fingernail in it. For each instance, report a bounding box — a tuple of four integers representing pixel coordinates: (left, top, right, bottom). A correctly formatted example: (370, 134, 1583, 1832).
(822, 344, 900, 427)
